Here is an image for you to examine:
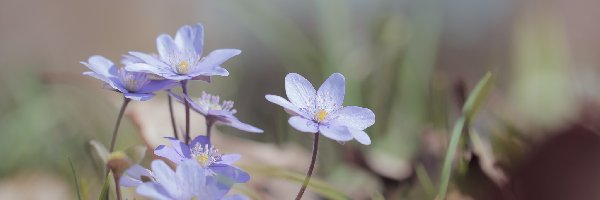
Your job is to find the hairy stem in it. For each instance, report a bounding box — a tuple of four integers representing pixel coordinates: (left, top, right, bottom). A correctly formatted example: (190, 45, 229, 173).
(206, 119, 214, 141)
(181, 81, 191, 144)
(109, 98, 130, 152)
(167, 94, 178, 139)
(295, 132, 320, 200)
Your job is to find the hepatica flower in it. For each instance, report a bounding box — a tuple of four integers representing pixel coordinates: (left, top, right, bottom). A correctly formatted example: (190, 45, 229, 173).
(126, 23, 240, 82)
(81, 55, 176, 101)
(136, 159, 247, 200)
(170, 92, 263, 133)
(154, 135, 250, 183)
(265, 73, 375, 145)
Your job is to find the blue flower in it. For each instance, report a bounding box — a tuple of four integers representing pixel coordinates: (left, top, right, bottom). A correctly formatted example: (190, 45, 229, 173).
(135, 159, 247, 200)
(169, 91, 263, 133)
(126, 23, 240, 82)
(265, 73, 375, 145)
(154, 136, 250, 183)
(81, 55, 177, 101)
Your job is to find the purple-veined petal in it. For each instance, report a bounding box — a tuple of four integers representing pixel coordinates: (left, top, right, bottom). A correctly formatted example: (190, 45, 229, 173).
(219, 154, 241, 165)
(190, 24, 205, 55)
(157, 34, 179, 61)
(136, 182, 172, 200)
(125, 62, 174, 79)
(348, 127, 371, 145)
(168, 91, 209, 115)
(195, 49, 241, 71)
(82, 55, 117, 77)
(265, 95, 306, 117)
(288, 116, 318, 133)
(285, 73, 316, 109)
(319, 124, 353, 142)
(176, 160, 206, 199)
(205, 176, 234, 200)
(174, 25, 196, 55)
(316, 73, 345, 112)
(82, 72, 126, 93)
(137, 80, 178, 93)
(190, 135, 211, 148)
(121, 54, 144, 65)
(154, 145, 185, 164)
(128, 52, 170, 69)
(192, 66, 229, 77)
(211, 165, 250, 183)
(124, 92, 154, 101)
(150, 160, 178, 197)
(166, 137, 191, 158)
(331, 106, 375, 130)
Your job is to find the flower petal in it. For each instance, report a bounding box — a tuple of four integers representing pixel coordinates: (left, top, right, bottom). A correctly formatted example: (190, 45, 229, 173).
(219, 115, 263, 133)
(317, 73, 345, 112)
(120, 164, 152, 187)
(82, 55, 117, 77)
(288, 116, 318, 133)
(175, 24, 204, 55)
(265, 95, 305, 117)
(219, 154, 241, 165)
(176, 160, 206, 199)
(125, 62, 174, 79)
(331, 106, 375, 130)
(194, 49, 241, 73)
(137, 80, 178, 94)
(223, 195, 250, 200)
(150, 160, 178, 197)
(348, 127, 371, 145)
(190, 135, 211, 148)
(82, 72, 125, 93)
(285, 73, 316, 109)
(128, 52, 169, 68)
(168, 91, 209, 115)
(123, 92, 154, 101)
(319, 125, 353, 142)
(211, 165, 250, 183)
(137, 182, 172, 200)
(154, 145, 185, 165)
(157, 34, 178, 61)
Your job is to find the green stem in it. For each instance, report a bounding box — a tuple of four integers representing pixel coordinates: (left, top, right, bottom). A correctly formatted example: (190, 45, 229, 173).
(295, 132, 320, 200)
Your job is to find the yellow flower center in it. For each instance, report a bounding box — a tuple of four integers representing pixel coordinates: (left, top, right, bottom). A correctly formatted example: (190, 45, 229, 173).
(315, 109, 328, 122)
(176, 61, 190, 74)
(196, 154, 210, 167)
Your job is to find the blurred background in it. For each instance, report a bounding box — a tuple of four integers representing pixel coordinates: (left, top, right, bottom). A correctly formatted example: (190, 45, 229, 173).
(2, 0, 600, 199)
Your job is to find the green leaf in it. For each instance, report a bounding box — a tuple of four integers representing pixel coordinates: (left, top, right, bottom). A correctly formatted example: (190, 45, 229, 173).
(438, 73, 494, 200)
(68, 157, 82, 200)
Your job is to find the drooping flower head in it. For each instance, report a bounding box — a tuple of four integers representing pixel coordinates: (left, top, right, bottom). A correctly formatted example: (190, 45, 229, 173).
(134, 160, 247, 200)
(81, 55, 177, 101)
(169, 91, 263, 133)
(126, 23, 240, 82)
(154, 135, 250, 183)
(265, 73, 375, 145)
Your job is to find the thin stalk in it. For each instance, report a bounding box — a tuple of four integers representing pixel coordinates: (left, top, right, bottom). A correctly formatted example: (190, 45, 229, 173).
(109, 98, 130, 152)
(295, 132, 320, 200)
(206, 119, 215, 141)
(181, 81, 191, 144)
(167, 94, 179, 139)
(112, 172, 122, 200)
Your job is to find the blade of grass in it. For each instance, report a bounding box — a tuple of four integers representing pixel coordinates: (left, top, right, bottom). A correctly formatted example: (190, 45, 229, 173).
(98, 173, 111, 200)
(438, 72, 494, 200)
(68, 157, 83, 200)
(241, 165, 347, 200)
(415, 163, 435, 197)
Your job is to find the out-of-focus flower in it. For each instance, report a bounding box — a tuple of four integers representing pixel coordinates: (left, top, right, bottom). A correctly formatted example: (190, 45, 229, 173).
(81, 55, 177, 101)
(135, 159, 247, 200)
(154, 136, 250, 183)
(265, 73, 375, 145)
(126, 23, 240, 82)
(169, 91, 263, 133)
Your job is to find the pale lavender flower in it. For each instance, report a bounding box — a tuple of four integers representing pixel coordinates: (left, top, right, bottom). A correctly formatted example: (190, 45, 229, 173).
(125, 23, 240, 82)
(81, 55, 177, 101)
(265, 73, 375, 145)
(154, 135, 250, 183)
(169, 92, 263, 133)
(135, 159, 247, 200)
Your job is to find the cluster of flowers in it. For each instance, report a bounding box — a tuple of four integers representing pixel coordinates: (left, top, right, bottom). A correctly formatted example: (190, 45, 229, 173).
(82, 23, 375, 200)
